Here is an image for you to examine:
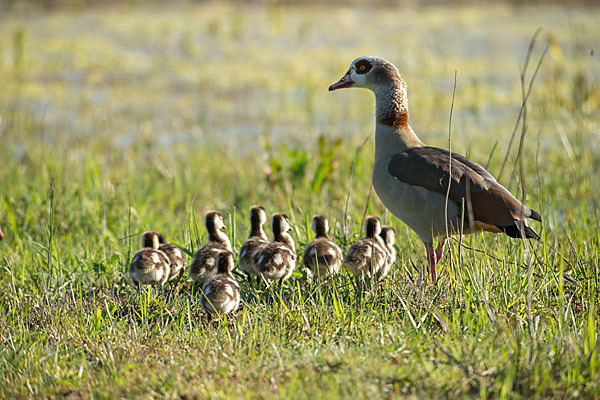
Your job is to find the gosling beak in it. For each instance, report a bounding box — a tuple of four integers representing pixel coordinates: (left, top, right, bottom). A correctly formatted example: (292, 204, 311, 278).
(328, 71, 354, 91)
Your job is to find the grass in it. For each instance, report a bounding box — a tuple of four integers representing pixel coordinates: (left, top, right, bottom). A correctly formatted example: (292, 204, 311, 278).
(1, 2, 599, 398)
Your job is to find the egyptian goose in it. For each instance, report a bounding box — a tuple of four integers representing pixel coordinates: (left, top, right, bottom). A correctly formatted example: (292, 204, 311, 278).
(142, 231, 187, 282)
(201, 251, 241, 315)
(378, 226, 396, 279)
(256, 213, 296, 287)
(330, 56, 542, 282)
(344, 216, 388, 279)
(130, 231, 171, 286)
(189, 211, 232, 284)
(303, 214, 343, 278)
(238, 205, 269, 285)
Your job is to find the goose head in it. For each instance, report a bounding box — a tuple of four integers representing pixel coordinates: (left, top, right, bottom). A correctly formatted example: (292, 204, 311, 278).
(141, 231, 161, 249)
(364, 216, 382, 238)
(311, 214, 330, 238)
(329, 56, 404, 93)
(216, 250, 235, 275)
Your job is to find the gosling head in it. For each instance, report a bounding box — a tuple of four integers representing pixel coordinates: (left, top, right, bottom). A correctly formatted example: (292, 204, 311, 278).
(364, 216, 382, 238)
(205, 211, 226, 234)
(311, 214, 330, 238)
(141, 231, 162, 249)
(380, 226, 396, 247)
(272, 213, 292, 236)
(216, 250, 235, 275)
(249, 205, 267, 227)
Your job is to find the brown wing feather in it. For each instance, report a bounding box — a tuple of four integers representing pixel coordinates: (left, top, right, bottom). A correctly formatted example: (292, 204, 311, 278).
(388, 146, 541, 227)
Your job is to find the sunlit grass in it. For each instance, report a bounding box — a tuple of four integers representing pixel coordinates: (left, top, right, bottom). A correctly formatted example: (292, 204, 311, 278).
(0, 2, 599, 398)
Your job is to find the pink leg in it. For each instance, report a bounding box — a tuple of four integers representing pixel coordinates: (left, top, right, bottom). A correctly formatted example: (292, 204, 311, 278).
(425, 244, 437, 284)
(435, 238, 446, 263)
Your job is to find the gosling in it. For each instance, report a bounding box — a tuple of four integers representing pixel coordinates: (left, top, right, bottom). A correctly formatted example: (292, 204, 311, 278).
(142, 231, 187, 282)
(378, 226, 396, 279)
(201, 251, 241, 315)
(303, 215, 343, 279)
(344, 216, 388, 280)
(189, 211, 232, 284)
(130, 231, 171, 286)
(256, 213, 296, 287)
(238, 205, 269, 286)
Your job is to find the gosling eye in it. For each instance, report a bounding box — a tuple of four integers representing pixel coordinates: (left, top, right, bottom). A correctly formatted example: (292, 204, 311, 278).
(340, 77, 345, 82)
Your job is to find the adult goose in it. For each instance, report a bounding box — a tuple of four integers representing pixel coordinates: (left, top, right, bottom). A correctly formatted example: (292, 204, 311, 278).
(329, 56, 542, 282)
(303, 214, 343, 279)
(189, 211, 232, 284)
(238, 205, 269, 286)
(345, 216, 388, 280)
(256, 213, 296, 287)
(142, 231, 187, 283)
(201, 251, 241, 315)
(130, 231, 171, 286)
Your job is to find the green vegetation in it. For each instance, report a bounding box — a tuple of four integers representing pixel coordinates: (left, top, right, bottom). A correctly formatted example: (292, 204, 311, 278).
(1, 3, 599, 398)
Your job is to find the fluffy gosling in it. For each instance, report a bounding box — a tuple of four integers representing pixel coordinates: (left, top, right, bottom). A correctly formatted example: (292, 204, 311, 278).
(303, 215, 343, 279)
(189, 211, 232, 284)
(256, 213, 296, 287)
(201, 251, 241, 315)
(142, 231, 187, 282)
(344, 216, 388, 280)
(130, 231, 171, 286)
(378, 226, 396, 279)
(238, 205, 269, 285)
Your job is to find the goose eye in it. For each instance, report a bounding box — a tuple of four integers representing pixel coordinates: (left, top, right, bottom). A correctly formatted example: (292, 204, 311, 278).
(340, 77, 345, 82)
(355, 60, 372, 74)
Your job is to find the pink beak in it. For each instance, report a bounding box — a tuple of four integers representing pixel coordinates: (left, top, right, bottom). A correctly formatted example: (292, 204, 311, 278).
(0, 228, 4, 240)
(328, 71, 354, 91)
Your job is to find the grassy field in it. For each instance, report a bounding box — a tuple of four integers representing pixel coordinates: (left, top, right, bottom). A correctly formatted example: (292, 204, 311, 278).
(1, 2, 599, 398)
